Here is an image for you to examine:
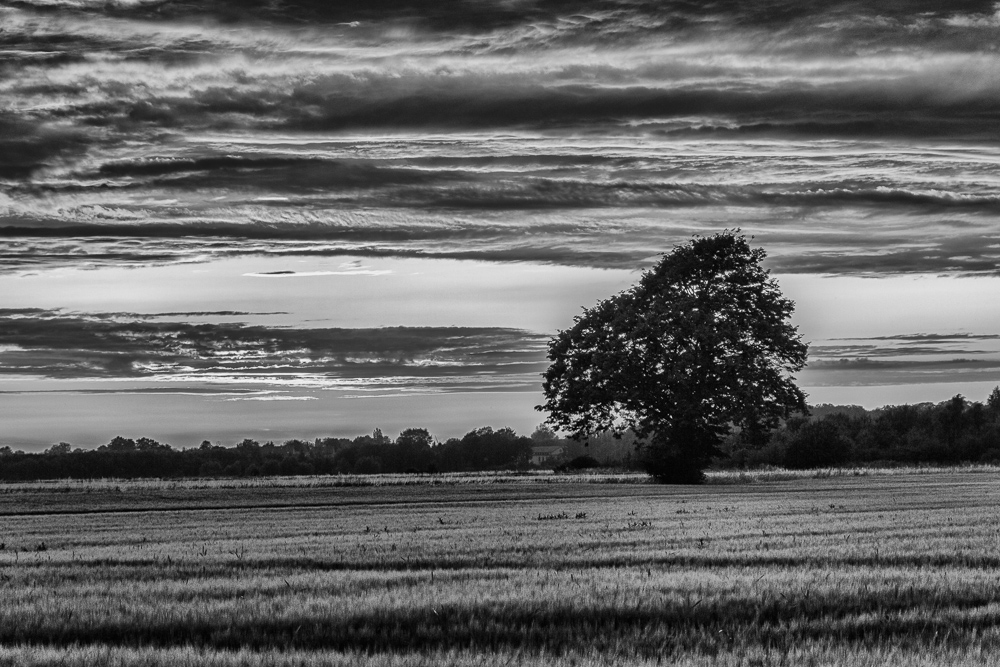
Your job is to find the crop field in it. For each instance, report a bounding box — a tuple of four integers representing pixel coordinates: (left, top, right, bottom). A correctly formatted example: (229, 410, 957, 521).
(3, 470, 1000, 666)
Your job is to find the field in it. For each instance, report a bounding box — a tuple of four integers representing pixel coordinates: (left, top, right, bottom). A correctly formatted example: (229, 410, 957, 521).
(3, 470, 1000, 665)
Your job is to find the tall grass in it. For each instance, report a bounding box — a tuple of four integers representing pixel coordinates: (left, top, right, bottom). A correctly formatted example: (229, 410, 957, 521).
(0, 470, 649, 494)
(4, 463, 996, 496)
(705, 463, 1000, 484)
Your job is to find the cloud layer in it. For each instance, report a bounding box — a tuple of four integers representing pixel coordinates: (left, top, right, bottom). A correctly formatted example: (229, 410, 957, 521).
(5, 309, 999, 394)
(803, 333, 1000, 387)
(0, 309, 549, 392)
(3, 0, 1000, 274)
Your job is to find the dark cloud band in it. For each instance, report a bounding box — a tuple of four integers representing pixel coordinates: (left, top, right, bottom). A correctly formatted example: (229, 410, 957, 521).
(0, 309, 549, 381)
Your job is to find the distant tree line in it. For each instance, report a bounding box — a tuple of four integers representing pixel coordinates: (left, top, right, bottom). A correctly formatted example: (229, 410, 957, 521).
(3, 388, 1000, 481)
(0, 426, 639, 482)
(727, 387, 1000, 469)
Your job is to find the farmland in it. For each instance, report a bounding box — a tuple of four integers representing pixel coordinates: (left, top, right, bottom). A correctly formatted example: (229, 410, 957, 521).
(2, 470, 1000, 665)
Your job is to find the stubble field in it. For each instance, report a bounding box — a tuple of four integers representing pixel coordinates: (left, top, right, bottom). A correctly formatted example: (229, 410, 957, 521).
(2, 469, 1000, 666)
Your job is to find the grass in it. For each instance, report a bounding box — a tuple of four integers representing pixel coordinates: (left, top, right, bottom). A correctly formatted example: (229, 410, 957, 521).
(4, 462, 997, 496)
(3, 470, 1000, 664)
(0, 469, 650, 494)
(705, 463, 1000, 484)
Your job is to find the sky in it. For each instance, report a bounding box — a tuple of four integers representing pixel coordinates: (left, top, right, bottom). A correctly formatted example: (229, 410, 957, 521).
(4, 0, 1000, 449)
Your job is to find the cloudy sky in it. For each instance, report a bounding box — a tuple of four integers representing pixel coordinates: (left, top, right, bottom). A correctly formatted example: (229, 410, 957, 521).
(4, 0, 1000, 448)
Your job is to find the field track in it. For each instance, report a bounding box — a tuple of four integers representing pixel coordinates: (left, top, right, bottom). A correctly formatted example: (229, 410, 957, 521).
(3, 470, 1000, 665)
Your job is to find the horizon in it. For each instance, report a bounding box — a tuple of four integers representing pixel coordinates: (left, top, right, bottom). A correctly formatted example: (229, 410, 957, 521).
(8, 387, 1000, 452)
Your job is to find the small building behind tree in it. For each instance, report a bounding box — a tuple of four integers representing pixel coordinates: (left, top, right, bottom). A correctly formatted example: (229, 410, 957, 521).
(530, 444, 566, 467)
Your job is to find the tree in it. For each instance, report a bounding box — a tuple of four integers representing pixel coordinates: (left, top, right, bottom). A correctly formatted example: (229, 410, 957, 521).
(395, 428, 434, 472)
(44, 442, 72, 456)
(459, 427, 532, 470)
(938, 395, 966, 446)
(530, 424, 558, 443)
(136, 437, 168, 451)
(538, 232, 808, 483)
(397, 428, 434, 449)
(988, 386, 1000, 417)
(103, 436, 136, 452)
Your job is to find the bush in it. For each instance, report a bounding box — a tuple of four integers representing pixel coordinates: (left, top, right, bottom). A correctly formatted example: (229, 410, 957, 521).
(567, 455, 601, 469)
(555, 455, 601, 472)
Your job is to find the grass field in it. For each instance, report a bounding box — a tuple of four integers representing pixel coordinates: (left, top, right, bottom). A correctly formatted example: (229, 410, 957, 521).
(3, 469, 1000, 665)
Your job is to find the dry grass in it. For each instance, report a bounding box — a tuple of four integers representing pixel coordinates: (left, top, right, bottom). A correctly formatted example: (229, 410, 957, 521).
(3, 463, 995, 496)
(705, 463, 1000, 484)
(2, 471, 1000, 665)
(0, 470, 648, 494)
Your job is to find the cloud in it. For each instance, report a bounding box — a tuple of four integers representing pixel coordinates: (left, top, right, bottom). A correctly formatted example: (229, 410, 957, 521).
(244, 270, 392, 277)
(78, 309, 289, 319)
(766, 238, 1000, 276)
(7, 0, 1000, 140)
(91, 156, 472, 195)
(0, 309, 550, 385)
(802, 330, 1000, 387)
(4, 193, 1000, 275)
(801, 360, 1000, 389)
(5, 0, 1000, 279)
(223, 394, 318, 401)
(810, 333, 1000, 360)
(810, 344, 987, 359)
(21, 0, 999, 40)
(0, 116, 91, 179)
(844, 333, 1000, 343)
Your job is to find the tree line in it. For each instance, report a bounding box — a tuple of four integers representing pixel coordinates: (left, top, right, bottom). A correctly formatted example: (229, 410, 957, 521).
(728, 388, 1000, 469)
(3, 389, 1000, 481)
(0, 426, 635, 482)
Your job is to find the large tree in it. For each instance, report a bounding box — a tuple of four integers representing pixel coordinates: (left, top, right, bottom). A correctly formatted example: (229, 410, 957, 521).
(538, 232, 808, 483)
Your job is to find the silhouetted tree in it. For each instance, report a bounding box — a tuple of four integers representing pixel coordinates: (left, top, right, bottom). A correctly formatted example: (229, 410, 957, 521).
(135, 437, 168, 451)
(539, 232, 808, 483)
(459, 427, 532, 470)
(530, 424, 558, 443)
(988, 386, 1000, 416)
(395, 428, 434, 472)
(103, 436, 136, 452)
(938, 395, 967, 447)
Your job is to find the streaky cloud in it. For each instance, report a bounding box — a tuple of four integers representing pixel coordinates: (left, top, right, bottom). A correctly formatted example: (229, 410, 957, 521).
(0, 309, 550, 383)
(243, 270, 392, 277)
(4, 1, 1000, 277)
(802, 327, 1000, 388)
(865, 333, 1000, 342)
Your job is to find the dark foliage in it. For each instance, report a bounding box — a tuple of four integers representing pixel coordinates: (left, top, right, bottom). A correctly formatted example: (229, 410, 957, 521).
(0, 426, 539, 482)
(539, 232, 808, 483)
(781, 418, 853, 469)
(728, 389, 1000, 469)
(558, 455, 602, 471)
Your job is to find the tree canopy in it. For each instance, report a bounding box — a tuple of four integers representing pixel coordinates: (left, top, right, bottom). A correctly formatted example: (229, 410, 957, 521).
(538, 231, 808, 483)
